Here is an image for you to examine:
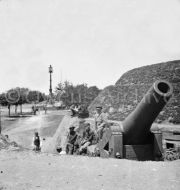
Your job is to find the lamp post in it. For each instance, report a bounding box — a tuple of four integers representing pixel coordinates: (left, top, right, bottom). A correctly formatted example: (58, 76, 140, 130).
(48, 65, 53, 97)
(0, 104, 1, 134)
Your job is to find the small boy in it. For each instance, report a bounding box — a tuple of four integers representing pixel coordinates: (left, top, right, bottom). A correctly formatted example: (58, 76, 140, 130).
(32, 132, 41, 151)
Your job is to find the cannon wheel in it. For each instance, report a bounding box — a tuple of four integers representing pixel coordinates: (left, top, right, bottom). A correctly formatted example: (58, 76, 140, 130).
(164, 148, 180, 161)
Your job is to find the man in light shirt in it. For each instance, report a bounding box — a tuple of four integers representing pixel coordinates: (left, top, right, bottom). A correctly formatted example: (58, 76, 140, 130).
(94, 106, 108, 140)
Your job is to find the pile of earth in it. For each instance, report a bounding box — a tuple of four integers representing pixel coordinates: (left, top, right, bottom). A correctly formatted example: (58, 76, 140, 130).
(0, 134, 21, 150)
(89, 60, 180, 123)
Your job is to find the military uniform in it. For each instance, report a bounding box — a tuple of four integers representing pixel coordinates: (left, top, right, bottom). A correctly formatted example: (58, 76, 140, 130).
(95, 111, 108, 140)
(79, 126, 96, 154)
(66, 127, 77, 154)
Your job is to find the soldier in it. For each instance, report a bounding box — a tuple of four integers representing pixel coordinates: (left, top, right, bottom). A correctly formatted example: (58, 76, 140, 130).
(79, 123, 96, 154)
(74, 133, 83, 154)
(73, 119, 87, 154)
(43, 104, 47, 114)
(94, 106, 108, 141)
(66, 126, 77, 155)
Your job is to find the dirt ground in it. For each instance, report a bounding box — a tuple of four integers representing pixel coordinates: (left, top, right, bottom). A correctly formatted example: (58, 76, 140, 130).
(0, 149, 180, 190)
(1, 109, 180, 190)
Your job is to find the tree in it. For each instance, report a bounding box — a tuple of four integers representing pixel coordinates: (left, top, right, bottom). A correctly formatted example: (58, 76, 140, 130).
(27, 90, 46, 105)
(0, 93, 8, 106)
(85, 86, 101, 105)
(0, 93, 7, 133)
(75, 84, 88, 104)
(18, 88, 29, 114)
(0, 88, 46, 117)
(56, 81, 73, 106)
(5, 88, 20, 116)
(55, 81, 101, 107)
(5, 88, 29, 115)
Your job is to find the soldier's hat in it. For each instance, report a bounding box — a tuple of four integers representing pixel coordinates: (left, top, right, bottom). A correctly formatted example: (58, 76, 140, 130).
(79, 119, 86, 124)
(96, 105, 102, 109)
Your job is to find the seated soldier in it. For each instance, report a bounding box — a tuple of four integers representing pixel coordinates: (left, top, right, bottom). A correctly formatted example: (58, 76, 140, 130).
(74, 133, 83, 154)
(79, 123, 96, 154)
(66, 126, 77, 155)
(73, 119, 86, 154)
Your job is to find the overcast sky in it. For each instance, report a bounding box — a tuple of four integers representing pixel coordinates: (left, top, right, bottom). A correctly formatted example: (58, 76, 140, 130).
(0, 0, 180, 94)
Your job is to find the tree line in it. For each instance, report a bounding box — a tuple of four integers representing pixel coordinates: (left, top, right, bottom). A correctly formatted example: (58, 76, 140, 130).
(0, 82, 101, 134)
(0, 87, 46, 116)
(55, 81, 101, 107)
(0, 81, 101, 115)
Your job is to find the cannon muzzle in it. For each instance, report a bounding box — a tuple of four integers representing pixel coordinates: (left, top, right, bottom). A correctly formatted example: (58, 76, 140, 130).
(122, 80, 173, 145)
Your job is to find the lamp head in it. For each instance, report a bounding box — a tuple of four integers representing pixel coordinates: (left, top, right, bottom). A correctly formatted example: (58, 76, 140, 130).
(49, 65, 53, 73)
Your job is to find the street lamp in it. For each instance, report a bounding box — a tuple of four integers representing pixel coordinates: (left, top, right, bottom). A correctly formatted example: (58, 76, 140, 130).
(0, 104, 2, 134)
(48, 65, 53, 97)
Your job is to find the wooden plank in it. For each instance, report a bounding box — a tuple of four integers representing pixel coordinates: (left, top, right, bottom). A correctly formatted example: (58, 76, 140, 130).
(153, 132, 163, 161)
(123, 144, 153, 161)
(97, 128, 111, 150)
(109, 133, 123, 158)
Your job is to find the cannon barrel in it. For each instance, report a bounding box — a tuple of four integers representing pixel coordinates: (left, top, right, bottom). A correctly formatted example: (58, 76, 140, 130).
(122, 80, 173, 145)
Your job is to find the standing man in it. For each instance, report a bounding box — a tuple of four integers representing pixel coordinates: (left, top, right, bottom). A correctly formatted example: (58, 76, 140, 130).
(94, 106, 108, 141)
(43, 104, 47, 114)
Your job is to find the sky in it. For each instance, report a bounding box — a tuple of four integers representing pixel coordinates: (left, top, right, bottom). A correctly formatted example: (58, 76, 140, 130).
(0, 0, 180, 94)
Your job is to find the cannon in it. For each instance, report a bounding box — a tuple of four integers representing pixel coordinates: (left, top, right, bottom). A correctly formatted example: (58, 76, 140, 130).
(98, 80, 173, 161)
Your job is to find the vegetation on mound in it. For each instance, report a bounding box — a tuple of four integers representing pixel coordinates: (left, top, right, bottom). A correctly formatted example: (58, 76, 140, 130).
(89, 60, 180, 123)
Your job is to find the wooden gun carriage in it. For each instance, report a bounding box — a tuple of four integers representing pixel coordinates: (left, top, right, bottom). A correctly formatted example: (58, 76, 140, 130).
(97, 80, 173, 161)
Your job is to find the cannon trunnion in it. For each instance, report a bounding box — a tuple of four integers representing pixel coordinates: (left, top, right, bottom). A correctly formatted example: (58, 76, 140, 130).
(98, 80, 173, 161)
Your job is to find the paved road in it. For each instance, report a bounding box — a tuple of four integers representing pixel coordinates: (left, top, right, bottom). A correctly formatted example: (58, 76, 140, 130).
(2, 110, 65, 149)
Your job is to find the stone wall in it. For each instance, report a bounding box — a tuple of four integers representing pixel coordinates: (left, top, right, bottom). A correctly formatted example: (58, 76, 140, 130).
(89, 60, 180, 123)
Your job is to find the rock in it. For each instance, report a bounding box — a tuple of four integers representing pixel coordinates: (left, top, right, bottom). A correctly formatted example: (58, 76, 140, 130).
(59, 151, 66, 155)
(0, 134, 20, 150)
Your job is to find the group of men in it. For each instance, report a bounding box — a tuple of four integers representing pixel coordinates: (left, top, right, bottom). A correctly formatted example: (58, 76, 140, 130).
(32, 105, 108, 155)
(66, 105, 108, 155)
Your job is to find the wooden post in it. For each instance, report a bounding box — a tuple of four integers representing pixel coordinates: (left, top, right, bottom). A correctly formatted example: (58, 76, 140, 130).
(98, 128, 112, 158)
(0, 104, 1, 134)
(153, 131, 163, 161)
(109, 132, 123, 158)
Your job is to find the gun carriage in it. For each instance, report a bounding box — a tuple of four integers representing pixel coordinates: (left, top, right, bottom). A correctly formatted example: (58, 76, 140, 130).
(97, 80, 173, 161)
